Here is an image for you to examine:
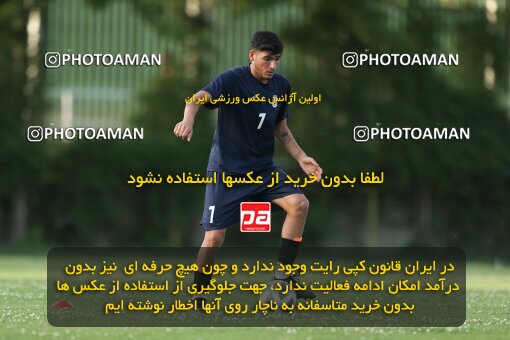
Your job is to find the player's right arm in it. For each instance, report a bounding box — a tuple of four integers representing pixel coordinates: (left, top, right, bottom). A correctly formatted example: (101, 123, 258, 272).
(174, 90, 211, 142)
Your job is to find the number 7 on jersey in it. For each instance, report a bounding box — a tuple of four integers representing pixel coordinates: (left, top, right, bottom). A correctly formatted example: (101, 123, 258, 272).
(257, 113, 266, 129)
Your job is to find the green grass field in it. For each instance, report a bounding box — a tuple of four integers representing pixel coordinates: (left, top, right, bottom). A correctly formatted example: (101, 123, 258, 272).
(1, 255, 509, 339)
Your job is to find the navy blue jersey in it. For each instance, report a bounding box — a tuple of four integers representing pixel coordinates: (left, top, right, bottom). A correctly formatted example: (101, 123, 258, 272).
(202, 65, 291, 174)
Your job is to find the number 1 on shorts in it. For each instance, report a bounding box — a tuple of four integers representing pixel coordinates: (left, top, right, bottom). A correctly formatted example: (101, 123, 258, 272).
(209, 205, 215, 223)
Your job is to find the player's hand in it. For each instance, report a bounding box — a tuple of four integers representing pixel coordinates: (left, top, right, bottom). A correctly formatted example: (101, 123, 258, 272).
(174, 120, 194, 142)
(298, 156, 322, 182)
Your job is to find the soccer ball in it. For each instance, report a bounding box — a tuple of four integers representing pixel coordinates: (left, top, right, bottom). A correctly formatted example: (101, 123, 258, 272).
(259, 280, 297, 309)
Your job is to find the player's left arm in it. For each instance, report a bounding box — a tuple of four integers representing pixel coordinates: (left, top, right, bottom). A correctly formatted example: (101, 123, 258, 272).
(275, 119, 322, 181)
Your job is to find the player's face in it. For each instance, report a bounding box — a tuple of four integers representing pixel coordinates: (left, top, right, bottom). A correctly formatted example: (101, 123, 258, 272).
(250, 50, 281, 84)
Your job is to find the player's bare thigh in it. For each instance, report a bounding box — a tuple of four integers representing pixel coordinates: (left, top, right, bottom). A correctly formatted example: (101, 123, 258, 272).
(201, 228, 227, 247)
(273, 194, 309, 239)
(272, 193, 309, 216)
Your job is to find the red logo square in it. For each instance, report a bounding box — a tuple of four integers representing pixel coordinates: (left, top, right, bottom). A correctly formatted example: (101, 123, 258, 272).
(240, 202, 271, 232)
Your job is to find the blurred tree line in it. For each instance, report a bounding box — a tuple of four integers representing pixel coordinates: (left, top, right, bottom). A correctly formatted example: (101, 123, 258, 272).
(279, 0, 510, 258)
(0, 0, 508, 259)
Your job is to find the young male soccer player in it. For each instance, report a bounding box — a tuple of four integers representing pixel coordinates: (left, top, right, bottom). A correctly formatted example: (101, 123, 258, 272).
(174, 31, 322, 303)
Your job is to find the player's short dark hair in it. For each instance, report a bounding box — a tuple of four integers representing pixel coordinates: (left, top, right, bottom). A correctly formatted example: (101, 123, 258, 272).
(251, 31, 283, 55)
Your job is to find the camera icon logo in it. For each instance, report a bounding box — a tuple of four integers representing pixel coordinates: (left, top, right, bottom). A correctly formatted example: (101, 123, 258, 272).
(45, 52, 61, 68)
(342, 52, 358, 68)
(27, 126, 44, 142)
(353, 126, 370, 142)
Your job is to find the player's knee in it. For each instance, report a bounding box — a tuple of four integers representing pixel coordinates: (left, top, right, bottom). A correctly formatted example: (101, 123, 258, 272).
(289, 195, 309, 216)
(202, 230, 225, 247)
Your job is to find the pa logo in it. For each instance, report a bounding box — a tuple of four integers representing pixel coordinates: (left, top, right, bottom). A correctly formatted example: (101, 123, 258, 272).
(240, 202, 271, 232)
(272, 95, 278, 108)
